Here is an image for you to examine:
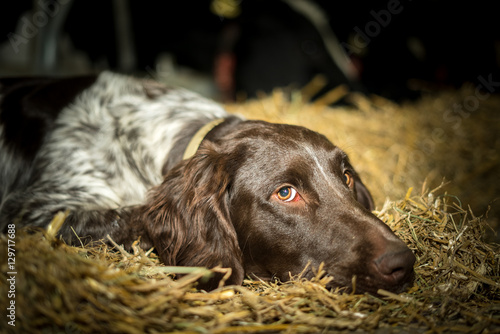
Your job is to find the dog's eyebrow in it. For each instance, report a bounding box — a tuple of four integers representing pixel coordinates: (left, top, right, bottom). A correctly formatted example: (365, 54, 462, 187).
(304, 146, 343, 197)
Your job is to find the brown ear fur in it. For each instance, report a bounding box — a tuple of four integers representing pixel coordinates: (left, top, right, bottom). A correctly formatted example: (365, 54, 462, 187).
(140, 143, 244, 288)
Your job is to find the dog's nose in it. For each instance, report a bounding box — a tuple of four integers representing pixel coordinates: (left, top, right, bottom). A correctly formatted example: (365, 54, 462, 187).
(373, 241, 416, 287)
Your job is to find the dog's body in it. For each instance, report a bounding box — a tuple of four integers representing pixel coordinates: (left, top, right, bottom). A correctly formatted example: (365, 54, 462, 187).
(0, 72, 415, 294)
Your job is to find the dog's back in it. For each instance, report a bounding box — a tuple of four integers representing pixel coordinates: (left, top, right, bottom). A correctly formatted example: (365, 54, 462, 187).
(0, 72, 228, 229)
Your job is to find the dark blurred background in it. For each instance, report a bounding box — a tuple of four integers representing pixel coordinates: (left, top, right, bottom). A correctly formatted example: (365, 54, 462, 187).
(1, 0, 499, 102)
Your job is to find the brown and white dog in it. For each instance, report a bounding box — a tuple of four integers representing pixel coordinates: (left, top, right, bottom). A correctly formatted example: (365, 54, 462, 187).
(0, 72, 415, 293)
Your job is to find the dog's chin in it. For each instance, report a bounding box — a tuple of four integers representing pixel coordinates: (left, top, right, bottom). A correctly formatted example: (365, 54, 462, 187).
(324, 272, 416, 296)
(245, 266, 414, 296)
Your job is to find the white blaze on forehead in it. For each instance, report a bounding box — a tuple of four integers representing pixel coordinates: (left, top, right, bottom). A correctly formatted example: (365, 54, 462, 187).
(304, 146, 343, 198)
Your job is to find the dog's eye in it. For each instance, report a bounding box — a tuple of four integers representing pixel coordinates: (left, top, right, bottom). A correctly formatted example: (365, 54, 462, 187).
(343, 171, 353, 187)
(277, 186, 298, 202)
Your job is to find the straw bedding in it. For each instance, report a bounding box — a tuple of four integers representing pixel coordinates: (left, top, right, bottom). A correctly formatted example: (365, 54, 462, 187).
(1, 83, 499, 333)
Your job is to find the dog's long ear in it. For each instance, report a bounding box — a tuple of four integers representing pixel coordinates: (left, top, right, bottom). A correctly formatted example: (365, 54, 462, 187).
(141, 142, 244, 289)
(353, 175, 375, 211)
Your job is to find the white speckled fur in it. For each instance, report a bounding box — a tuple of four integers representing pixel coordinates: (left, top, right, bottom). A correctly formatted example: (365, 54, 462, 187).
(0, 71, 230, 227)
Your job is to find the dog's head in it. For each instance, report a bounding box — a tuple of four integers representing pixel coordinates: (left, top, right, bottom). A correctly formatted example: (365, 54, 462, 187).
(143, 121, 415, 294)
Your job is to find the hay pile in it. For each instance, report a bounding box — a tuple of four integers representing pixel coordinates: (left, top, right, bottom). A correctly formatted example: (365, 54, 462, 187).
(1, 190, 499, 333)
(1, 86, 499, 333)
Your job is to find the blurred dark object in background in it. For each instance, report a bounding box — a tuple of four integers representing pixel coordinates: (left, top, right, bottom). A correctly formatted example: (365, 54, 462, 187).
(0, 0, 499, 102)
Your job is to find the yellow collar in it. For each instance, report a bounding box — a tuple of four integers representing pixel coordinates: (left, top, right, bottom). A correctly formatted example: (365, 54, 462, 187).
(183, 119, 225, 160)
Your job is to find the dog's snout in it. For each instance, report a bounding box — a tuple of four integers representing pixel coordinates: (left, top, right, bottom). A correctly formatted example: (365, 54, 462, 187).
(373, 241, 416, 287)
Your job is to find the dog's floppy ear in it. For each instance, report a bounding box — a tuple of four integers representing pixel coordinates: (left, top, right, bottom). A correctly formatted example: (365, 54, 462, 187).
(141, 143, 244, 289)
(353, 175, 375, 211)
